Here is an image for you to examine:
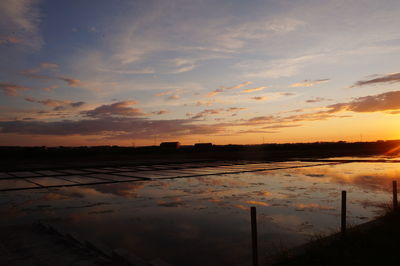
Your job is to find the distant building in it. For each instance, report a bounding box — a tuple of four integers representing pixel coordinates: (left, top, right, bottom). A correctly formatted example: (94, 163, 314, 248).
(160, 142, 180, 149)
(194, 143, 213, 150)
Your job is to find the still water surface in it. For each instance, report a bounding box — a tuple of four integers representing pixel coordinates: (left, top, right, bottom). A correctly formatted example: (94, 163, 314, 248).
(1, 160, 398, 265)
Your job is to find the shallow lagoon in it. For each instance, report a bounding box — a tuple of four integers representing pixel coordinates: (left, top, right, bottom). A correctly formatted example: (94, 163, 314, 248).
(0, 161, 398, 265)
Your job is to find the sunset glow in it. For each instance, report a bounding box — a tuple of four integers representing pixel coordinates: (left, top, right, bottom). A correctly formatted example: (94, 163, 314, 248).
(1, 0, 400, 146)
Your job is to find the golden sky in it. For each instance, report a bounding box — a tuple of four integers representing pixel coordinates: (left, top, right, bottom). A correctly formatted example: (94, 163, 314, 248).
(1, 0, 400, 146)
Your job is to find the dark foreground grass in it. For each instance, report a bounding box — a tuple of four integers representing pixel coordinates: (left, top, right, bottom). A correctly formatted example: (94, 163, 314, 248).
(272, 211, 400, 266)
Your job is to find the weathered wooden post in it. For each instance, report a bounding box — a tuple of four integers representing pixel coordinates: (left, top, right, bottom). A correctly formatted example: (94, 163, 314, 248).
(250, 206, 258, 266)
(341, 190, 346, 238)
(393, 180, 398, 211)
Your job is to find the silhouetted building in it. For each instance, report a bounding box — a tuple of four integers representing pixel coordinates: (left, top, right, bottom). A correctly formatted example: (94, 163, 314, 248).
(160, 142, 180, 149)
(194, 143, 213, 151)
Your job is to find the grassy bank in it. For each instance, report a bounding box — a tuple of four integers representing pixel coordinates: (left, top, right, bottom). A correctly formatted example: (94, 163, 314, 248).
(272, 211, 400, 266)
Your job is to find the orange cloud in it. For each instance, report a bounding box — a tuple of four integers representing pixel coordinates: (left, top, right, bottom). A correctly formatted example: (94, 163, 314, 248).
(241, 86, 268, 93)
(207, 81, 252, 97)
(326, 90, 400, 113)
(289, 79, 329, 87)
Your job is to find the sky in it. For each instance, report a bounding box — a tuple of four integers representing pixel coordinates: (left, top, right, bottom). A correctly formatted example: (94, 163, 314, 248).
(1, 0, 400, 146)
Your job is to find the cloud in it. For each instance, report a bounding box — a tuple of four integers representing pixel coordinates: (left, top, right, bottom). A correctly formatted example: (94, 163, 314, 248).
(59, 77, 81, 87)
(0, 82, 30, 96)
(152, 109, 169, 115)
(241, 86, 268, 93)
(306, 97, 329, 103)
(24, 97, 85, 109)
(262, 124, 301, 129)
(0, 116, 226, 139)
(0, 0, 42, 48)
(207, 89, 223, 97)
(155, 89, 176, 97)
(326, 90, 400, 113)
(226, 81, 253, 90)
(97, 67, 155, 75)
(195, 100, 214, 107)
(0, 35, 23, 45)
(82, 101, 144, 118)
(170, 58, 197, 73)
(191, 107, 246, 119)
(289, 79, 330, 87)
(155, 88, 183, 100)
(69, 101, 85, 108)
(352, 73, 400, 87)
(42, 85, 59, 91)
(192, 108, 224, 119)
(251, 96, 267, 101)
(22, 73, 53, 80)
(39, 63, 59, 69)
(280, 92, 295, 96)
(207, 81, 252, 97)
(237, 90, 400, 131)
(174, 64, 196, 73)
(25, 97, 71, 107)
(238, 55, 323, 79)
(168, 94, 180, 100)
(21, 62, 59, 77)
(226, 107, 246, 112)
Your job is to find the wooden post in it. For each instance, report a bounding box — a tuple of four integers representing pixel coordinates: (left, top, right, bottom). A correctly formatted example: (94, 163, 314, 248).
(393, 180, 398, 211)
(341, 190, 346, 238)
(250, 206, 258, 266)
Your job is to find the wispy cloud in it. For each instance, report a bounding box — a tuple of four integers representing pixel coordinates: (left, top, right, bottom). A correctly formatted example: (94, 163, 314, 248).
(352, 73, 400, 87)
(97, 67, 155, 75)
(207, 81, 252, 97)
(191, 107, 246, 119)
(58, 77, 81, 87)
(25, 97, 72, 107)
(241, 86, 268, 93)
(24, 97, 85, 110)
(289, 79, 330, 87)
(151, 109, 169, 115)
(0, 0, 42, 48)
(238, 55, 323, 79)
(155, 88, 183, 101)
(251, 96, 268, 101)
(0, 82, 30, 96)
(305, 97, 330, 103)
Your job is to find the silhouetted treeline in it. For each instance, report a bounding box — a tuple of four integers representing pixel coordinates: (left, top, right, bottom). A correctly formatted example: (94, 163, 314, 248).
(1, 140, 399, 161)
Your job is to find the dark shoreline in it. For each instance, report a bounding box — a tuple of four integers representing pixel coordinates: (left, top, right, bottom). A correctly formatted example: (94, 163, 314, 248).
(1, 139, 399, 171)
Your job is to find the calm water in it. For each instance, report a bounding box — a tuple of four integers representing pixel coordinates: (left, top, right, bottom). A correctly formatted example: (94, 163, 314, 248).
(1, 160, 399, 265)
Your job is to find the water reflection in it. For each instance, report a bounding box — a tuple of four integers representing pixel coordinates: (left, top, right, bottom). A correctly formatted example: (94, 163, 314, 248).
(0, 161, 399, 265)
